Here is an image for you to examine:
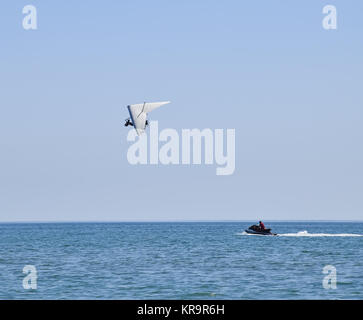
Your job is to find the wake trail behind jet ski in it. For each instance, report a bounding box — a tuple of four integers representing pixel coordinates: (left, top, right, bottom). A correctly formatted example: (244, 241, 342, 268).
(278, 231, 363, 237)
(237, 230, 363, 237)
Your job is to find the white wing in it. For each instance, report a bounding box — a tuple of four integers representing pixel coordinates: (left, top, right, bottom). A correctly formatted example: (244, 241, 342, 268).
(127, 101, 170, 135)
(143, 101, 170, 113)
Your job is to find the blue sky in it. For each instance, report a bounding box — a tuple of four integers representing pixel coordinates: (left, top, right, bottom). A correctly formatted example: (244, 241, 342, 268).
(1, 1, 362, 221)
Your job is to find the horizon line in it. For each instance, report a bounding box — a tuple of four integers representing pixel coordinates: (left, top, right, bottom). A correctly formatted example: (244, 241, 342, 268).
(0, 219, 363, 224)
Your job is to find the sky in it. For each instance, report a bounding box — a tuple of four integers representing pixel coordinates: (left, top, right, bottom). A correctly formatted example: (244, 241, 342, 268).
(0, 0, 362, 222)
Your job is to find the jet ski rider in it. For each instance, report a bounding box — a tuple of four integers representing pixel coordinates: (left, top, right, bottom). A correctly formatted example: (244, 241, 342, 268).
(259, 221, 266, 231)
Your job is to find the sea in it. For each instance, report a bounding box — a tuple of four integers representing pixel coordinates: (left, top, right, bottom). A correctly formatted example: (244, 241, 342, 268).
(0, 221, 362, 300)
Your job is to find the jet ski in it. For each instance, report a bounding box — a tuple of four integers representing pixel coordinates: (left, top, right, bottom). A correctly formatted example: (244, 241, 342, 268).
(245, 225, 277, 236)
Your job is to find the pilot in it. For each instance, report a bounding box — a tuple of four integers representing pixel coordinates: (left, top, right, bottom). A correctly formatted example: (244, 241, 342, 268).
(125, 119, 133, 127)
(259, 221, 265, 230)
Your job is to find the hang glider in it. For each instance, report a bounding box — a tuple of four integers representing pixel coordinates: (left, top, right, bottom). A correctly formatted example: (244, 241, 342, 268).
(124, 101, 170, 135)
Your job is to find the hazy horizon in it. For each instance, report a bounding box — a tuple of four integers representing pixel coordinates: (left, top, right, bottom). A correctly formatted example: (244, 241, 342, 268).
(1, 219, 362, 224)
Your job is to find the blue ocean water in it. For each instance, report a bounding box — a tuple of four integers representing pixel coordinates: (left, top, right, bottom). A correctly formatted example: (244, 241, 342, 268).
(0, 222, 362, 299)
